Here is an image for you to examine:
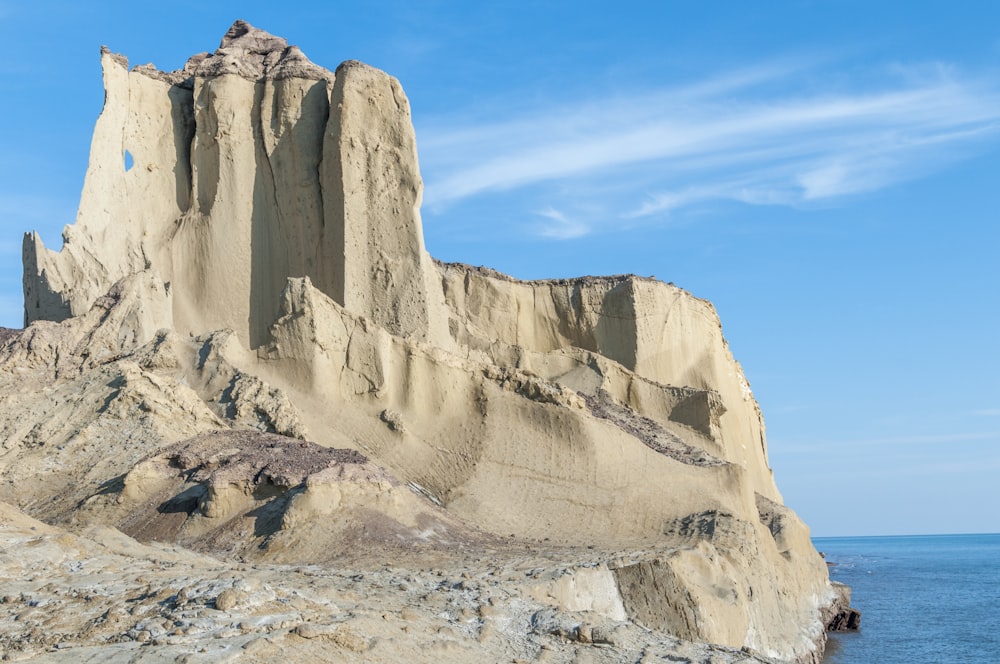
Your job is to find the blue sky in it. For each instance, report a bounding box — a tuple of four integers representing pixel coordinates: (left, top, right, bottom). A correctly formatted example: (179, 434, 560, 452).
(1, 1, 998, 536)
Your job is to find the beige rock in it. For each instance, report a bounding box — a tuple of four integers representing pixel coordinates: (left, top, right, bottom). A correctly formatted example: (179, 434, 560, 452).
(323, 59, 449, 343)
(24, 23, 445, 351)
(214, 588, 243, 611)
(5, 20, 846, 664)
(331, 624, 369, 652)
(532, 565, 628, 622)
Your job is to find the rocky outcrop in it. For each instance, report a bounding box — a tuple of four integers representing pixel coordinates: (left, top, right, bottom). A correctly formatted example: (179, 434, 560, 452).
(823, 582, 862, 631)
(7, 20, 850, 663)
(104, 430, 500, 562)
(437, 262, 773, 494)
(2, 498, 800, 664)
(23, 20, 439, 347)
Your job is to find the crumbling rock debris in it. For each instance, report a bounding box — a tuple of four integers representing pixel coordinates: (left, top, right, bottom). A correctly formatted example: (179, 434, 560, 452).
(154, 430, 369, 489)
(582, 390, 727, 467)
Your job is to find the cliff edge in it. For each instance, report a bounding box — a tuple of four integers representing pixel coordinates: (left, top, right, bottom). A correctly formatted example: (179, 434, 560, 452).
(6, 20, 849, 663)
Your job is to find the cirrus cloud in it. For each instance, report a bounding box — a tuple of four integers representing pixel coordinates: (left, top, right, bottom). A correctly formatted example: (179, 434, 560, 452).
(416, 59, 1000, 238)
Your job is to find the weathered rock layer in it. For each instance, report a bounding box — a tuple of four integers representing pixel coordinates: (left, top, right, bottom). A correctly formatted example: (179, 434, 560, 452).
(7, 20, 847, 663)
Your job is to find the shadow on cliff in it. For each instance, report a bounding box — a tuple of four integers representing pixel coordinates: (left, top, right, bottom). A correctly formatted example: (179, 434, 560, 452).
(249, 79, 332, 348)
(168, 84, 195, 214)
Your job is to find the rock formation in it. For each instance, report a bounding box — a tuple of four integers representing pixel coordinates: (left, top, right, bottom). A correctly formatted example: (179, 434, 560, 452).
(3, 20, 852, 663)
(23, 19, 443, 348)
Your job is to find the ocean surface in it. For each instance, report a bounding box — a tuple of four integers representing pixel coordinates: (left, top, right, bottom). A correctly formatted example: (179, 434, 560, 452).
(815, 533, 1000, 663)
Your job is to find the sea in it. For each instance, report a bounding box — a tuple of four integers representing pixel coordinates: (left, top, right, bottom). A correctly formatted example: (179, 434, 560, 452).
(815, 533, 1000, 663)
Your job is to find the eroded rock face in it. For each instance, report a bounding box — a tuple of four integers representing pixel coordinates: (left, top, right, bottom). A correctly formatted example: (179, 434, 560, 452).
(23, 20, 436, 347)
(107, 430, 500, 562)
(7, 20, 849, 664)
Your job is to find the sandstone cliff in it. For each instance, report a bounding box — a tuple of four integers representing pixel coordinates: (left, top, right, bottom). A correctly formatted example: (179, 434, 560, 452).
(5, 20, 846, 663)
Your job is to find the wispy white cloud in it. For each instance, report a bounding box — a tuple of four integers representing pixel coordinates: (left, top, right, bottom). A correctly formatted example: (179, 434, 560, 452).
(417, 60, 1000, 237)
(534, 207, 589, 240)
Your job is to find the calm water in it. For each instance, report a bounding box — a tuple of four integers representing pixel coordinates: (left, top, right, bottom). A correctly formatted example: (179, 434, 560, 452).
(815, 533, 1000, 663)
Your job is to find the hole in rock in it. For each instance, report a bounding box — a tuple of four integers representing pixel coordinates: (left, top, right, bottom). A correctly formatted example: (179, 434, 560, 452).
(124, 149, 134, 172)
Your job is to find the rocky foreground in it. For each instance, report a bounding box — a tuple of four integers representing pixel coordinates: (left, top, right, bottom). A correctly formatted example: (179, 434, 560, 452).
(2, 21, 853, 663)
(3, 496, 799, 664)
